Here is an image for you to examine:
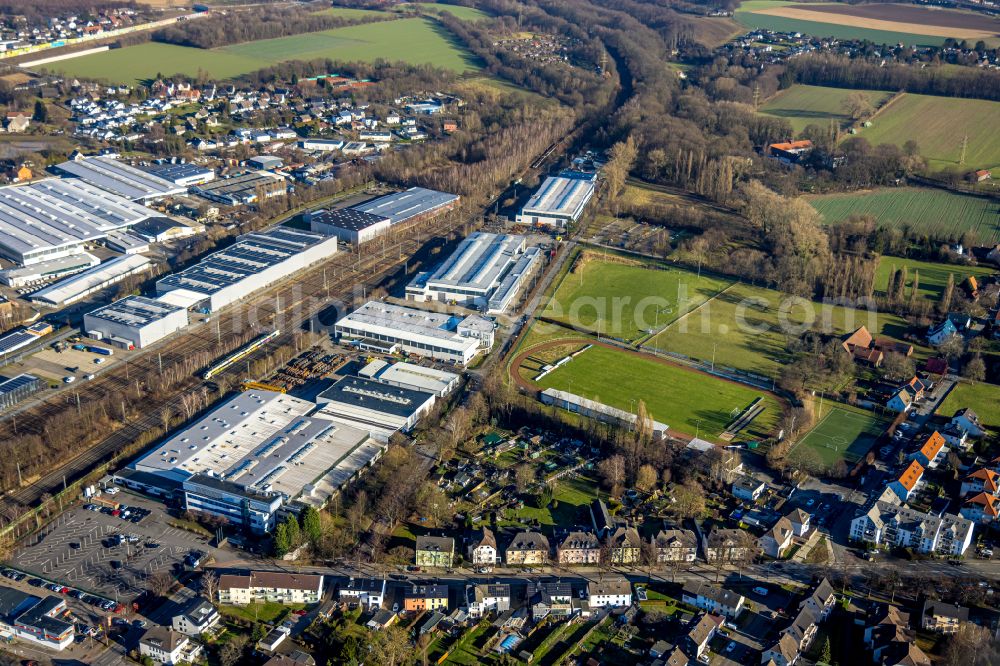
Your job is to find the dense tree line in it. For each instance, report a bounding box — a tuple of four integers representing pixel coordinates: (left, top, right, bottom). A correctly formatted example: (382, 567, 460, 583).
(152, 5, 390, 49)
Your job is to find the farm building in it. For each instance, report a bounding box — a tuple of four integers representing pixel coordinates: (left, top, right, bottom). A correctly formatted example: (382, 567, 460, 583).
(305, 207, 391, 245)
(155, 228, 337, 313)
(315, 375, 437, 441)
(83, 295, 189, 349)
(351, 187, 459, 226)
(405, 232, 542, 313)
(769, 140, 813, 164)
(334, 301, 483, 366)
(146, 162, 216, 187)
(0, 178, 154, 266)
(29, 255, 153, 307)
(132, 390, 378, 532)
(190, 171, 286, 206)
(54, 155, 185, 202)
(516, 171, 596, 228)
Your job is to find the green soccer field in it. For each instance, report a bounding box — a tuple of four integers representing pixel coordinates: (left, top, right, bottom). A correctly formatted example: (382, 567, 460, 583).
(533, 344, 783, 440)
(647, 279, 925, 377)
(541, 252, 732, 343)
(809, 187, 1000, 245)
(875, 256, 996, 303)
(45, 18, 480, 83)
(792, 404, 888, 469)
(760, 85, 894, 134)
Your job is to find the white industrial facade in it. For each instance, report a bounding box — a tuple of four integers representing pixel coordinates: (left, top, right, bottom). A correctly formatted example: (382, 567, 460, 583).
(54, 155, 186, 202)
(146, 162, 216, 187)
(352, 187, 459, 226)
(405, 232, 541, 313)
(516, 172, 595, 228)
(315, 376, 436, 441)
(155, 228, 337, 312)
(30, 255, 153, 306)
(0, 178, 154, 266)
(84, 295, 188, 349)
(334, 301, 482, 366)
(359, 359, 460, 397)
(306, 207, 390, 245)
(0, 253, 99, 288)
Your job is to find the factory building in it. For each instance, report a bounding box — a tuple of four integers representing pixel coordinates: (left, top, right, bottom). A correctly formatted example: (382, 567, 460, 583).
(0, 374, 42, 411)
(359, 359, 460, 397)
(351, 187, 459, 226)
(516, 171, 596, 228)
(315, 375, 437, 441)
(155, 228, 337, 313)
(334, 301, 483, 366)
(299, 138, 344, 152)
(0, 253, 100, 288)
(146, 162, 216, 187)
(30, 255, 153, 307)
(54, 155, 186, 202)
(131, 390, 379, 532)
(405, 232, 541, 313)
(83, 295, 188, 349)
(0, 178, 154, 266)
(305, 207, 391, 245)
(189, 171, 285, 206)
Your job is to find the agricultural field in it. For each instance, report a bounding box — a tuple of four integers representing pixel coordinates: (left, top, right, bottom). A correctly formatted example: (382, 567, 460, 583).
(736, 0, 1000, 46)
(759, 85, 894, 134)
(938, 381, 1000, 431)
(45, 18, 479, 83)
(315, 6, 391, 19)
(875, 256, 996, 303)
(540, 251, 732, 343)
(647, 279, 924, 376)
(808, 188, 1000, 245)
(856, 93, 1000, 172)
(532, 343, 784, 440)
(401, 2, 491, 20)
(791, 403, 888, 469)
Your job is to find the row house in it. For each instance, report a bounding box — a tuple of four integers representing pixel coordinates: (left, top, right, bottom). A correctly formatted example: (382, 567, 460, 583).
(906, 431, 946, 469)
(529, 581, 572, 618)
(505, 531, 550, 565)
(706, 527, 758, 562)
(557, 531, 601, 565)
(681, 582, 745, 618)
(888, 459, 925, 502)
(607, 526, 642, 564)
(588, 577, 632, 608)
(465, 584, 510, 619)
(404, 585, 448, 613)
(415, 536, 455, 568)
(654, 528, 697, 562)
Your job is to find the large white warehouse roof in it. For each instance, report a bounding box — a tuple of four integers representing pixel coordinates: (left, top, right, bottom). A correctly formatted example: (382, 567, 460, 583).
(55, 155, 186, 201)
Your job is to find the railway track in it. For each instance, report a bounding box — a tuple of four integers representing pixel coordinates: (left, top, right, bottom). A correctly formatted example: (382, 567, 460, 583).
(3, 212, 469, 508)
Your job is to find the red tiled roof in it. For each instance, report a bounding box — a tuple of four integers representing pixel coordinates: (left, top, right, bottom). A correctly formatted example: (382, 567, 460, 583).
(918, 431, 945, 462)
(967, 468, 999, 493)
(897, 460, 925, 491)
(966, 492, 1000, 517)
(770, 140, 813, 151)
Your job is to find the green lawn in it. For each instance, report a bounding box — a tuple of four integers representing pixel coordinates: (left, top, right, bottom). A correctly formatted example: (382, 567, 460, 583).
(401, 2, 491, 20)
(792, 403, 888, 468)
(506, 473, 600, 527)
(875, 256, 996, 302)
(534, 344, 783, 439)
(316, 6, 391, 18)
(736, 0, 956, 46)
(541, 252, 732, 343)
(44, 18, 480, 83)
(856, 93, 1000, 172)
(219, 602, 301, 624)
(810, 187, 1000, 245)
(648, 280, 924, 376)
(760, 84, 894, 134)
(937, 381, 1000, 431)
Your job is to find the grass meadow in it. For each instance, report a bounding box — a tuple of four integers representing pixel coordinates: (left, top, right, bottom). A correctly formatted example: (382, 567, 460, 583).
(760, 85, 894, 133)
(938, 382, 1000, 431)
(46, 18, 479, 82)
(874, 256, 996, 303)
(534, 344, 783, 439)
(808, 188, 1000, 245)
(792, 403, 888, 467)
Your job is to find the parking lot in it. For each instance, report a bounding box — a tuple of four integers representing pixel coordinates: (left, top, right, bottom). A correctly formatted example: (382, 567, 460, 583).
(11, 492, 229, 601)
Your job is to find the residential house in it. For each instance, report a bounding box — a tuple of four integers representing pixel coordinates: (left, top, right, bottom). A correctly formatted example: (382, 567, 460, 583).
(404, 585, 449, 613)
(139, 627, 202, 666)
(468, 528, 499, 566)
(529, 581, 573, 618)
(171, 598, 220, 636)
(960, 468, 999, 497)
(505, 531, 550, 565)
(258, 626, 290, 653)
(366, 609, 397, 631)
(338, 578, 386, 609)
(761, 633, 801, 666)
(961, 492, 1000, 523)
(218, 572, 324, 606)
(681, 582, 745, 618)
(732, 475, 766, 502)
(557, 531, 601, 565)
(415, 536, 455, 568)
(780, 606, 819, 653)
(908, 432, 946, 469)
(881, 642, 931, 666)
(952, 408, 985, 437)
(799, 578, 836, 621)
(654, 528, 698, 563)
(924, 357, 949, 375)
(849, 500, 975, 556)
(706, 527, 757, 563)
(920, 599, 968, 634)
(590, 498, 613, 536)
(685, 614, 719, 660)
(927, 319, 958, 346)
(786, 508, 810, 536)
(841, 326, 873, 354)
(465, 584, 510, 619)
(607, 526, 642, 564)
(588, 577, 632, 608)
(5, 113, 29, 133)
(864, 604, 912, 661)
(762, 516, 794, 558)
(888, 460, 924, 502)
(940, 424, 969, 450)
(886, 376, 928, 413)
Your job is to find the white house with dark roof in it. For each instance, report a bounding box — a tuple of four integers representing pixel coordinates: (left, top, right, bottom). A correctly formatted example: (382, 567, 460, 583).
(682, 582, 745, 618)
(171, 598, 220, 636)
(951, 408, 985, 437)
